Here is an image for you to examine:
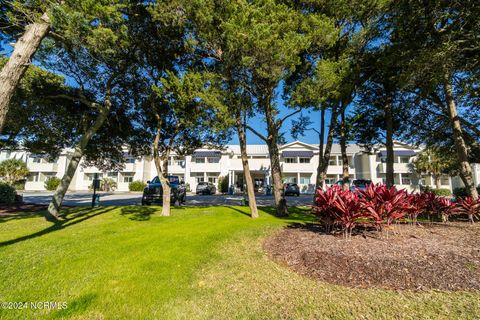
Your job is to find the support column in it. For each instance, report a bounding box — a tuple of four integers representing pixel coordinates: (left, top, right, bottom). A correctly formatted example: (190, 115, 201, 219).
(297, 172, 300, 185)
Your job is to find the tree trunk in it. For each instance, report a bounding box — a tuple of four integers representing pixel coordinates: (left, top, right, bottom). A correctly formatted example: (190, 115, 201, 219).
(315, 108, 325, 190)
(0, 11, 50, 133)
(443, 76, 478, 200)
(263, 98, 288, 217)
(385, 100, 395, 187)
(152, 120, 172, 217)
(434, 175, 441, 189)
(340, 110, 350, 191)
(236, 110, 258, 218)
(315, 105, 339, 191)
(47, 99, 111, 218)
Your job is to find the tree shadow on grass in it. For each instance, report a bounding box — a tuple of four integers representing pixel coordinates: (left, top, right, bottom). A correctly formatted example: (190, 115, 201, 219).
(259, 206, 316, 223)
(52, 293, 97, 319)
(0, 206, 116, 248)
(120, 206, 157, 221)
(226, 206, 253, 218)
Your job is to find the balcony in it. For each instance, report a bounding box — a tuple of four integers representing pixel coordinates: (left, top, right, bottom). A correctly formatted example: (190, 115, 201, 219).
(28, 162, 58, 172)
(189, 161, 221, 172)
(377, 163, 411, 173)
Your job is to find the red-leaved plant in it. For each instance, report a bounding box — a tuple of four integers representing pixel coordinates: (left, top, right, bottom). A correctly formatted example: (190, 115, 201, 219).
(454, 197, 480, 224)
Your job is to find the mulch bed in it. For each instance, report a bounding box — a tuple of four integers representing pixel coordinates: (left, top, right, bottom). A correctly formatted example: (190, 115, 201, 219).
(0, 203, 48, 216)
(264, 223, 480, 291)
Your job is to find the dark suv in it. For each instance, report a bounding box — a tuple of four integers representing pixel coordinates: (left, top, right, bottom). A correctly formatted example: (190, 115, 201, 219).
(335, 179, 372, 191)
(142, 176, 186, 205)
(196, 182, 216, 195)
(284, 183, 300, 196)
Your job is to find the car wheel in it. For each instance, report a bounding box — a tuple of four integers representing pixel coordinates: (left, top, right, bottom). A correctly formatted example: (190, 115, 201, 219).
(296, 193, 300, 197)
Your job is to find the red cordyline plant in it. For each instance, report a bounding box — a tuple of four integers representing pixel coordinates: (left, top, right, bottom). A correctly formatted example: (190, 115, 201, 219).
(407, 192, 428, 224)
(454, 196, 480, 224)
(435, 197, 456, 223)
(313, 185, 363, 238)
(358, 184, 411, 233)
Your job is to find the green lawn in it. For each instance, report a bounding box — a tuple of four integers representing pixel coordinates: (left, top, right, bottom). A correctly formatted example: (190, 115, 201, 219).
(0, 206, 478, 319)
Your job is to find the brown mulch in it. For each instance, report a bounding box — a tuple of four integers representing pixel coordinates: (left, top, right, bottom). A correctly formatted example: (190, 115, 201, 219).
(0, 203, 48, 216)
(264, 223, 480, 291)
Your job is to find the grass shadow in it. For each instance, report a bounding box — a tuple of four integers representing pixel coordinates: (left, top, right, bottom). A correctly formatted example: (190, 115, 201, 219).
(225, 206, 253, 217)
(52, 293, 97, 319)
(259, 206, 316, 223)
(120, 206, 157, 221)
(0, 206, 116, 248)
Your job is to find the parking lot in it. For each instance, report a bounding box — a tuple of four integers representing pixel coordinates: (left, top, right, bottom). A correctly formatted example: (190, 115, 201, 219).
(21, 191, 314, 207)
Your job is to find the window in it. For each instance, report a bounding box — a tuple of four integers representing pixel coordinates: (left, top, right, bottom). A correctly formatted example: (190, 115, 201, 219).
(394, 173, 401, 185)
(284, 157, 297, 163)
(399, 156, 410, 163)
(175, 157, 185, 167)
(401, 174, 411, 185)
(123, 173, 134, 183)
(39, 172, 56, 182)
(208, 176, 217, 183)
(325, 175, 336, 185)
(328, 157, 337, 166)
(107, 172, 118, 179)
(441, 177, 450, 186)
(126, 157, 135, 164)
(207, 157, 220, 163)
(300, 176, 311, 184)
(299, 158, 310, 163)
(84, 173, 102, 182)
(284, 176, 297, 183)
(378, 173, 387, 184)
(27, 172, 39, 182)
(194, 157, 205, 163)
(191, 173, 205, 183)
(32, 158, 42, 163)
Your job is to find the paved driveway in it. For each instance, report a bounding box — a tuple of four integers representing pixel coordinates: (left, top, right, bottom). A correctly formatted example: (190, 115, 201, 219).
(21, 191, 314, 207)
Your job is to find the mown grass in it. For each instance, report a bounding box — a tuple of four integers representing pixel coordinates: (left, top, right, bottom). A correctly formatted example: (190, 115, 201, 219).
(0, 205, 478, 319)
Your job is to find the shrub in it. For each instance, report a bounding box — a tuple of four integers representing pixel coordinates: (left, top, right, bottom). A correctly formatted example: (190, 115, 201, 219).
(430, 188, 452, 197)
(454, 197, 480, 224)
(218, 176, 229, 193)
(0, 182, 16, 204)
(44, 177, 61, 191)
(129, 180, 146, 192)
(101, 177, 117, 192)
(12, 180, 26, 191)
(185, 183, 191, 192)
(0, 159, 29, 185)
(453, 186, 480, 198)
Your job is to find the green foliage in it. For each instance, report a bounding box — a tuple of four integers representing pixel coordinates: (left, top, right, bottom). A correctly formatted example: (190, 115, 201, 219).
(218, 176, 229, 193)
(453, 186, 480, 198)
(0, 159, 29, 185)
(411, 148, 457, 180)
(129, 180, 146, 192)
(44, 176, 61, 191)
(101, 177, 117, 192)
(0, 182, 16, 203)
(422, 187, 452, 197)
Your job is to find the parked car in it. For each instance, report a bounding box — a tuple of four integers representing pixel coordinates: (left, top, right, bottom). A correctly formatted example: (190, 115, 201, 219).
(142, 175, 186, 205)
(196, 182, 216, 195)
(335, 179, 372, 191)
(284, 183, 300, 196)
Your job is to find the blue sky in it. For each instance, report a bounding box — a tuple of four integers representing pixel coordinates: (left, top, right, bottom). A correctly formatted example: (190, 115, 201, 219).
(2, 41, 330, 145)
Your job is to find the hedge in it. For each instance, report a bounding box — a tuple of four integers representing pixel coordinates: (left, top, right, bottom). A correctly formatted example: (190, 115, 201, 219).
(129, 180, 147, 191)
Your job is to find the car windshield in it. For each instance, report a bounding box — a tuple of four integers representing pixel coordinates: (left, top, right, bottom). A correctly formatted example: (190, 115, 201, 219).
(353, 180, 372, 187)
(151, 176, 160, 184)
(168, 176, 180, 184)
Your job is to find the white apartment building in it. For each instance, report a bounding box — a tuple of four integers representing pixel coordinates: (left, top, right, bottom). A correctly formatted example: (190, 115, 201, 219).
(1, 141, 479, 193)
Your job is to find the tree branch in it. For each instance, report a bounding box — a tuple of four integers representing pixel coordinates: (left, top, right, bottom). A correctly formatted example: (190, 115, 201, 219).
(277, 108, 302, 128)
(246, 125, 268, 142)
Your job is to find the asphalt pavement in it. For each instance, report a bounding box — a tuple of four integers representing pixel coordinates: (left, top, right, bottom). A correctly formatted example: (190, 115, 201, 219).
(20, 191, 314, 207)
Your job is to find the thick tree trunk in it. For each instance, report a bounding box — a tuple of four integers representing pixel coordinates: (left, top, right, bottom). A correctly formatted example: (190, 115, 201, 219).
(236, 111, 258, 218)
(443, 76, 478, 200)
(0, 11, 50, 133)
(385, 100, 395, 187)
(340, 110, 350, 191)
(47, 99, 111, 218)
(263, 99, 288, 217)
(315, 105, 339, 191)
